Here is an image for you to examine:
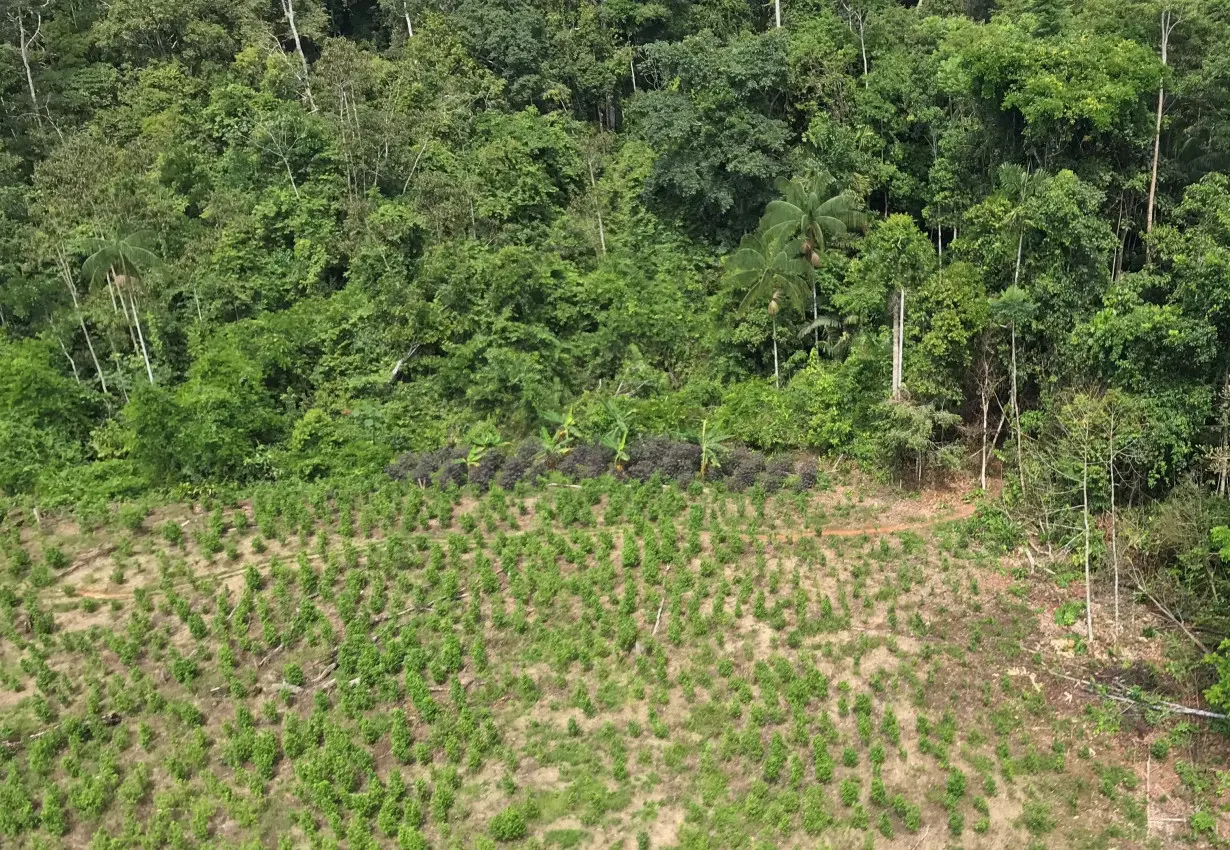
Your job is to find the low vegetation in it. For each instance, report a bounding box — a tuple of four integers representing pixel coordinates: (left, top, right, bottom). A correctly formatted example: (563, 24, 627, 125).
(1, 470, 1224, 848)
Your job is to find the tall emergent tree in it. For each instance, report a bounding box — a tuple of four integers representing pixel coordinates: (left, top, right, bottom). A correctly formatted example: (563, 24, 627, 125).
(81, 229, 161, 385)
(990, 285, 1036, 495)
(728, 230, 810, 388)
(760, 171, 867, 351)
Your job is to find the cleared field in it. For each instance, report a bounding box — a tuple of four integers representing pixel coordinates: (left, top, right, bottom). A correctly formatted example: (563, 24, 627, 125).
(0, 476, 1224, 849)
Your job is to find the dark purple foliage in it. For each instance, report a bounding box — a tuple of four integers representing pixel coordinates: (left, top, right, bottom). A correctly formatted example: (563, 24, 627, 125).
(558, 445, 614, 480)
(797, 463, 818, 490)
(469, 449, 505, 491)
(763, 456, 795, 493)
(625, 439, 701, 483)
(497, 440, 539, 489)
(724, 447, 766, 492)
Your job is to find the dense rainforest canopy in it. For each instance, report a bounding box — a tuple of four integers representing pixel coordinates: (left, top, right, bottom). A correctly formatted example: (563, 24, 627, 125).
(2, 0, 1230, 507)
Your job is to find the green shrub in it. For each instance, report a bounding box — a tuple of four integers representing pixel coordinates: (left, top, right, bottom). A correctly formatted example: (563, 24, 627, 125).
(490, 806, 528, 841)
(283, 663, 305, 687)
(1020, 799, 1055, 835)
(43, 546, 69, 570)
(162, 520, 184, 545)
(1054, 600, 1084, 627)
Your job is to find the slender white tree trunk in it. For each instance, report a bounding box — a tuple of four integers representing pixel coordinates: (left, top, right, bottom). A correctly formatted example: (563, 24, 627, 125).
(1083, 449, 1093, 643)
(281, 0, 316, 111)
(1110, 428, 1119, 638)
(812, 281, 820, 350)
(113, 272, 140, 351)
(858, 19, 868, 79)
(1014, 230, 1024, 286)
(405, 10, 413, 38)
(129, 291, 154, 384)
(16, 10, 42, 122)
(775, 0, 782, 28)
(898, 288, 905, 394)
(891, 288, 905, 399)
(980, 387, 989, 490)
(1146, 9, 1176, 246)
(1146, 84, 1164, 243)
(60, 254, 108, 393)
(57, 335, 80, 382)
(772, 315, 780, 389)
(1011, 323, 1024, 495)
(588, 158, 605, 257)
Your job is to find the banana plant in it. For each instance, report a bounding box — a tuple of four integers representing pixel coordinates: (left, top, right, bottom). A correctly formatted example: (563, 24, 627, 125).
(455, 445, 488, 472)
(537, 406, 580, 465)
(600, 400, 633, 471)
(689, 419, 732, 480)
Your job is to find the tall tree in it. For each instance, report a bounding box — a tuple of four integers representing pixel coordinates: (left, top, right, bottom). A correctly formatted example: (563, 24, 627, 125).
(1145, 3, 1183, 246)
(727, 230, 811, 388)
(81, 229, 161, 385)
(989, 285, 1036, 495)
(839, 215, 934, 401)
(996, 164, 1049, 289)
(760, 170, 867, 350)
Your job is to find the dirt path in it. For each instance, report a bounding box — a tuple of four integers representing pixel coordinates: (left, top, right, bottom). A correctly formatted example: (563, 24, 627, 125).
(820, 502, 976, 537)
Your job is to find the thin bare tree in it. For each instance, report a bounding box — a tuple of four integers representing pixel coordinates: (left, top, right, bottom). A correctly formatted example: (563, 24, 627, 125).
(1145, 4, 1182, 247)
(280, 0, 317, 111)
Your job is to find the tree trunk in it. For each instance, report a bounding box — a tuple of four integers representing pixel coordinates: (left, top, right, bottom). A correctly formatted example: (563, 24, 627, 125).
(775, 0, 781, 27)
(588, 158, 606, 257)
(891, 299, 899, 399)
(1109, 423, 1119, 639)
(1013, 230, 1024, 287)
(60, 253, 108, 394)
(1083, 449, 1094, 643)
(16, 10, 41, 122)
(1146, 83, 1164, 246)
(859, 21, 868, 79)
(1011, 322, 1024, 495)
(891, 287, 905, 399)
(772, 314, 780, 389)
(980, 383, 990, 490)
(405, 10, 413, 38)
(1146, 9, 1176, 251)
(57, 334, 80, 382)
(113, 271, 140, 352)
(812, 281, 820, 351)
(281, 0, 316, 111)
(129, 291, 154, 384)
(192, 280, 203, 323)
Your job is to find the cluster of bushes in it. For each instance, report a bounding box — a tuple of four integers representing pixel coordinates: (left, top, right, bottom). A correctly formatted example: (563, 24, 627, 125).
(387, 438, 820, 493)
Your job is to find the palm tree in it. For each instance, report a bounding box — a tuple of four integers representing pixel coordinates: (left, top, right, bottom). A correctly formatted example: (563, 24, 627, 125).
(82, 228, 161, 384)
(760, 171, 868, 351)
(989, 285, 1036, 495)
(727, 230, 811, 388)
(996, 164, 1048, 289)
